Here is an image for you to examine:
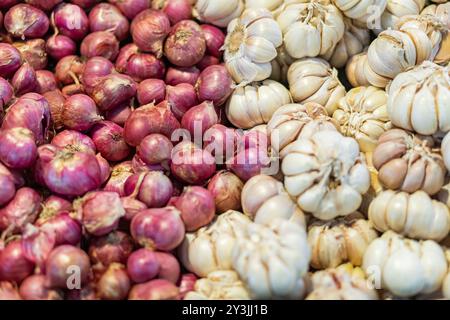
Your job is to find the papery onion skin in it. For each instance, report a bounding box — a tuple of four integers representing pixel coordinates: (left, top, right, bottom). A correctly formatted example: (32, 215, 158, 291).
(126, 248, 160, 283)
(92, 74, 137, 111)
(196, 65, 233, 106)
(0, 127, 37, 169)
(38, 212, 82, 246)
(96, 153, 111, 185)
(196, 55, 220, 70)
(53, 3, 89, 41)
(25, 0, 62, 11)
(88, 231, 134, 269)
(46, 35, 77, 61)
(103, 161, 134, 196)
(177, 273, 196, 299)
(4, 4, 49, 39)
(105, 104, 132, 126)
(41, 195, 73, 216)
(51, 130, 96, 154)
(90, 121, 131, 162)
(116, 44, 165, 82)
(137, 79, 166, 105)
(89, 3, 130, 41)
(200, 24, 224, 59)
(175, 186, 215, 231)
(81, 56, 115, 95)
(131, 154, 167, 173)
(124, 172, 173, 208)
(207, 170, 243, 213)
(36, 70, 57, 94)
(0, 241, 34, 283)
(80, 31, 120, 61)
(137, 134, 173, 166)
(109, 0, 150, 20)
(130, 207, 185, 251)
(70, 0, 101, 9)
(54, 55, 85, 85)
(128, 279, 179, 300)
(19, 275, 63, 300)
(0, 77, 14, 110)
(0, 43, 22, 78)
(33, 143, 58, 186)
(0, 281, 22, 300)
(11, 62, 38, 96)
(97, 263, 131, 300)
(0, 168, 16, 207)
(121, 197, 147, 221)
(166, 83, 198, 120)
(154, 252, 180, 284)
(153, 0, 192, 25)
(13, 39, 47, 70)
(62, 94, 102, 132)
(165, 66, 200, 86)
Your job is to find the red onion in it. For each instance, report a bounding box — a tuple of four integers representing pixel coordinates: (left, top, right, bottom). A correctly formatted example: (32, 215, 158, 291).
(181, 101, 218, 137)
(196, 65, 233, 106)
(165, 20, 206, 67)
(75, 191, 125, 236)
(91, 74, 137, 111)
(55, 55, 84, 85)
(89, 3, 130, 41)
(124, 100, 180, 147)
(0, 1, 19, 10)
(201, 24, 225, 58)
(116, 44, 165, 82)
(130, 9, 170, 58)
(227, 147, 271, 182)
(121, 197, 147, 221)
(43, 149, 101, 196)
(126, 248, 159, 283)
(42, 195, 73, 216)
(62, 94, 102, 132)
(70, 0, 101, 9)
(177, 273, 196, 299)
(204, 124, 237, 163)
(0, 127, 37, 169)
(0, 187, 41, 232)
(80, 31, 120, 61)
(97, 263, 130, 300)
(124, 172, 173, 208)
(45, 245, 91, 288)
(239, 129, 270, 150)
(152, 0, 192, 25)
(96, 153, 111, 184)
(11, 62, 37, 95)
(81, 56, 115, 95)
(88, 231, 134, 268)
(33, 144, 58, 186)
(137, 134, 173, 166)
(104, 161, 134, 196)
(165, 66, 199, 86)
(0, 165, 15, 206)
(65, 281, 97, 300)
(21, 224, 55, 267)
(137, 79, 166, 105)
(0, 77, 13, 110)
(53, 3, 89, 41)
(0, 43, 21, 78)
(131, 154, 166, 173)
(207, 170, 243, 213)
(130, 207, 185, 251)
(170, 141, 216, 185)
(0, 240, 34, 283)
(51, 130, 96, 154)
(19, 275, 63, 300)
(90, 121, 130, 162)
(46, 35, 77, 61)
(0, 281, 22, 300)
(154, 252, 180, 284)
(37, 212, 82, 246)
(167, 83, 198, 120)
(4, 4, 49, 39)
(13, 39, 47, 70)
(175, 186, 215, 231)
(36, 70, 57, 94)
(105, 104, 132, 126)
(109, 0, 150, 20)
(196, 55, 220, 70)
(128, 279, 179, 300)
(25, 0, 62, 11)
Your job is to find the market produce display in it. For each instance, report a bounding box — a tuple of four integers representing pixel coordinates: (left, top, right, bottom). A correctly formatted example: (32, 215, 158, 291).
(0, 0, 449, 301)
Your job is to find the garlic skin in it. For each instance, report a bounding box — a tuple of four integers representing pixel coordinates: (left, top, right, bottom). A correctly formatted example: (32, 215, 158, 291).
(241, 174, 306, 228)
(281, 130, 370, 220)
(421, 2, 450, 29)
(288, 58, 346, 115)
(277, 1, 345, 60)
(372, 129, 445, 195)
(387, 61, 450, 135)
(368, 190, 450, 242)
(225, 80, 292, 129)
(333, 86, 391, 153)
(345, 52, 391, 88)
(194, 0, 244, 28)
(245, 0, 284, 11)
(332, 0, 387, 26)
(184, 270, 250, 300)
(379, 0, 426, 32)
(306, 263, 379, 300)
(362, 231, 448, 297)
(178, 210, 251, 277)
(308, 213, 378, 269)
(439, 131, 450, 173)
(223, 8, 282, 85)
(232, 219, 310, 299)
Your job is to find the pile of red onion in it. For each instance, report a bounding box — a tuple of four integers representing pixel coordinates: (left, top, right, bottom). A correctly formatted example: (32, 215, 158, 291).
(0, 0, 271, 300)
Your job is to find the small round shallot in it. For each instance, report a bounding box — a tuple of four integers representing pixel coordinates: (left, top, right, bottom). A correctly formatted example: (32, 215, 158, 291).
(124, 171, 173, 208)
(175, 186, 216, 231)
(90, 121, 131, 162)
(207, 170, 243, 214)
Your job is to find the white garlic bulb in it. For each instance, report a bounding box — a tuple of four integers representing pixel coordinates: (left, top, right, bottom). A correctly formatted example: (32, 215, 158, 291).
(244, 0, 284, 11)
(387, 61, 450, 135)
(440, 131, 450, 172)
(281, 130, 371, 220)
(333, 86, 391, 152)
(308, 213, 378, 269)
(379, 0, 426, 31)
(288, 58, 346, 115)
(184, 270, 251, 300)
(332, 0, 387, 26)
(232, 219, 310, 299)
(223, 8, 282, 85)
(421, 2, 450, 29)
(372, 129, 445, 195)
(362, 231, 448, 297)
(194, 0, 244, 27)
(178, 210, 251, 277)
(225, 80, 292, 129)
(345, 52, 391, 88)
(241, 174, 306, 227)
(277, 1, 345, 60)
(369, 190, 450, 241)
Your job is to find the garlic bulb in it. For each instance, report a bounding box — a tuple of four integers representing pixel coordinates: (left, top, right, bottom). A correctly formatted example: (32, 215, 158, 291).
(368, 190, 450, 241)
(245, 0, 284, 11)
(288, 58, 346, 115)
(333, 86, 391, 152)
(308, 213, 378, 269)
(223, 8, 282, 85)
(281, 130, 371, 220)
(372, 129, 445, 195)
(178, 210, 251, 277)
(322, 18, 371, 68)
(194, 0, 244, 27)
(362, 231, 448, 297)
(345, 52, 391, 88)
(225, 80, 292, 129)
(232, 219, 310, 299)
(184, 270, 250, 300)
(439, 131, 450, 172)
(306, 263, 379, 300)
(270, 46, 295, 85)
(276, 1, 345, 60)
(379, 0, 426, 31)
(332, 0, 387, 25)
(421, 2, 450, 29)
(241, 174, 306, 227)
(387, 61, 450, 135)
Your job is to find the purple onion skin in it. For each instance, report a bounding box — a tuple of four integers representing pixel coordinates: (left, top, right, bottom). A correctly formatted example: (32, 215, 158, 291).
(126, 248, 160, 283)
(227, 147, 271, 182)
(13, 39, 48, 70)
(109, 0, 150, 20)
(200, 24, 225, 58)
(154, 0, 192, 25)
(97, 263, 131, 300)
(0, 187, 41, 232)
(137, 133, 173, 165)
(62, 94, 102, 132)
(181, 101, 218, 137)
(0, 43, 22, 78)
(0, 170, 15, 207)
(121, 197, 147, 221)
(0, 127, 37, 169)
(11, 62, 37, 96)
(116, 44, 165, 82)
(137, 79, 166, 105)
(96, 153, 111, 185)
(24, 0, 63, 11)
(177, 273, 197, 299)
(33, 143, 58, 186)
(54, 55, 85, 85)
(0, 241, 34, 284)
(70, 0, 101, 9)
(131, 154, 166, 173)
(36, 70, 57, 94)
(89, 3, 130, 41)
(204, 124, 238, 163)
(62, 83, 85, 97)
(37, 212, 82, 246)
(175, 186, 215, 231)
(130, 207, 185, 251)
(154, 252, 180, 284)
(0, 0, 19, 10)
(90, 121, 131, 162)
(207, 170, 243, 213)
(88, 231, 134, 268)
(51, 130, 96, 154)
(53, 3, 89, 41)
(124, 172, 173, 208)
(128, 279, 179, 300)
(91, 74, 137, 111)
(19, 275, 64, 300)
(4, 4, 50, 39)
(166, 83, 198, 120)
(165, 66, 199, 86)
(105, 104, 132, 126)
(81, 56, 115, 94)
(103, 161, 134, 196)
(46, 35, 77, 61)
(0, 77, 14, 110)
(42, 195, 73, 215)
(80, 31, 120, 61)
(196, 55, 220, 70)
(196, 65, 233, 106)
